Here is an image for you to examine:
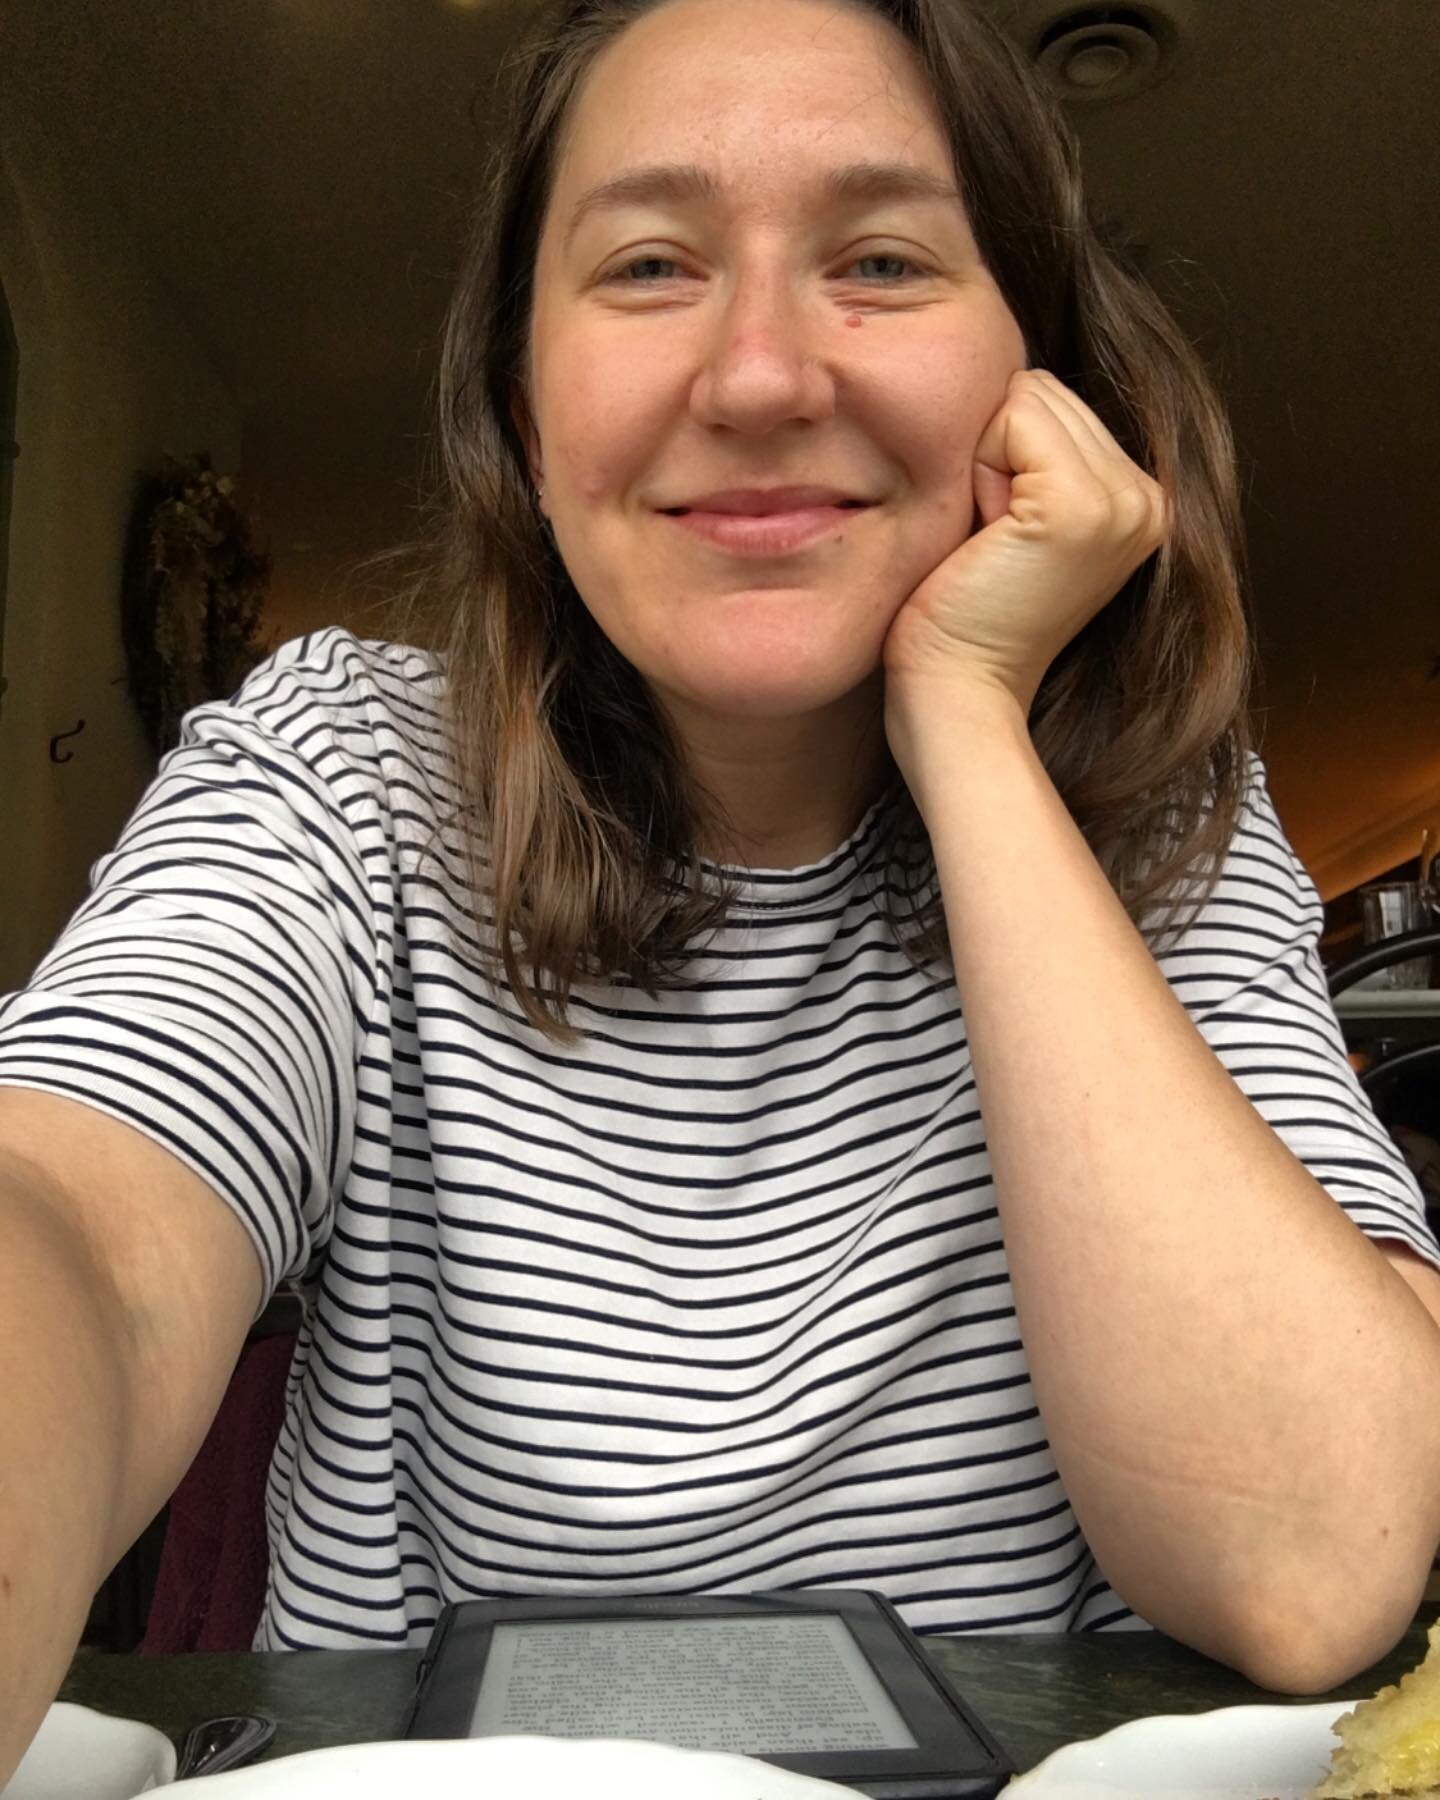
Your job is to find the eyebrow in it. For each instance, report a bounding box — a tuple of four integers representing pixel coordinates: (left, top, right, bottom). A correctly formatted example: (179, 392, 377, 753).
(561, 159, 965, 252)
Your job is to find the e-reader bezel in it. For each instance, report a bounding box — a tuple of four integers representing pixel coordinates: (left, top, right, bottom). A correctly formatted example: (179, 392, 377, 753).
(403, 1588, 1014, 1799)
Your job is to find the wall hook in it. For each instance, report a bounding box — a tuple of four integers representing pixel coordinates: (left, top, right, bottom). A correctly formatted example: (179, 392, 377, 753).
(49, 719, 86, 763)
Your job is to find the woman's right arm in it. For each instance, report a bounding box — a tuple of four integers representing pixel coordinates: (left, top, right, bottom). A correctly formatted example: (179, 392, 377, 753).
(0, 1089, 262, 1789)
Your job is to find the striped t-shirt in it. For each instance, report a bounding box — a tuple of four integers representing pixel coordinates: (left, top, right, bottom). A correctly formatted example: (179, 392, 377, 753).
(2, 627, 1434, 1650)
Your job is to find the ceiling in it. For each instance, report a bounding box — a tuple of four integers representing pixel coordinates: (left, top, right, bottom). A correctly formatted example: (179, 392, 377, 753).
(6, 0, 1439, 892)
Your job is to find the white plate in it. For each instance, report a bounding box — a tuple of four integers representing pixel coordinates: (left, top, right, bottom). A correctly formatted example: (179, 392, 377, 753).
(3, 1702, 176, 1800)
(1004, 1701, 1349, 1797)
(190, 1733, 864, 1799)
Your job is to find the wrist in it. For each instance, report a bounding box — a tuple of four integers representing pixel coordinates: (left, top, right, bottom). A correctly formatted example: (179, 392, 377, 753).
(885, 675, 1033, 820)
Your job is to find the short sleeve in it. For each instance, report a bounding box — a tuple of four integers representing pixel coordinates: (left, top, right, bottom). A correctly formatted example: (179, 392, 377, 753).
(1151, 751, 1439, 1271)
(0, 636, 379, 1307)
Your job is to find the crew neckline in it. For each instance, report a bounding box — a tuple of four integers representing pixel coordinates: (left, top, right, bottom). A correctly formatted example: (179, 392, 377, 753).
(695, 792, 896, 909)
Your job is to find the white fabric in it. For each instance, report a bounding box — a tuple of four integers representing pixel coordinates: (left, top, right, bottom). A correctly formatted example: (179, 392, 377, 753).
(1, 627, 1432, 1649)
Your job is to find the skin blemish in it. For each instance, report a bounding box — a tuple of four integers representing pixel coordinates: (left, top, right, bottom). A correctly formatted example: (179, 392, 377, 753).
(844, 314, 863, 328)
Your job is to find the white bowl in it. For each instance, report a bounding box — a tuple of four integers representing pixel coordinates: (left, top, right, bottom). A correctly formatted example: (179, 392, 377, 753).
(3, 1702, 176, 1800)
(189, 1733, 862, 1799)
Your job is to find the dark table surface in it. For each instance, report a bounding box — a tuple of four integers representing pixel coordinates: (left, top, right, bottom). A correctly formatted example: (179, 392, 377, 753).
(57, 1605, 1437, 1778)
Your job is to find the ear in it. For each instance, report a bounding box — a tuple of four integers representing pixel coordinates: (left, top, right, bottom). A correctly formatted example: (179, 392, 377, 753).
(508, 382, 542, 486)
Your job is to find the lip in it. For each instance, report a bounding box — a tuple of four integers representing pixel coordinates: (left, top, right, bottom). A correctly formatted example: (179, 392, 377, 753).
(663, 503, 872, 556)
(669, 486, 867, 515)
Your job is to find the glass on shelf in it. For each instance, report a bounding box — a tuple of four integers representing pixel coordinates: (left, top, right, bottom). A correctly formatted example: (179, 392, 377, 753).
(1422, 824, 1439, 918)
(1357, 880, 1432, 990)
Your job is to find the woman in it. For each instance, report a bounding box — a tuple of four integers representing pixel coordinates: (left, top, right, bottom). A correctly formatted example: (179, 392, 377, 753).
(1, 0, 1438, 1768)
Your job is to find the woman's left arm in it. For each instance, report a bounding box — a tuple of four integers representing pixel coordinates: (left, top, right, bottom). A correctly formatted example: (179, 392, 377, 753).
(883, 370, 1440, 1694)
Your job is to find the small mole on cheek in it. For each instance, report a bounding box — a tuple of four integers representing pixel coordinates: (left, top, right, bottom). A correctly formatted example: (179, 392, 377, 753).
(844, 314, 863, 328)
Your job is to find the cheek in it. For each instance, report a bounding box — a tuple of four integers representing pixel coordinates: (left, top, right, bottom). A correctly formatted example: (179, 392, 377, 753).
(539, 335, 671, 502)
(906, 334, 1018, 451)
(879, 329, 1019, 529)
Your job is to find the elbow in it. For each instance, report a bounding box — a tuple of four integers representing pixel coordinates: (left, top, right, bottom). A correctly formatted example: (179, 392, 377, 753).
(1231, 1634, 1374, 1698)
(1220, 1579, 1427, 1697)
(1120, 1536, 1436, 1696)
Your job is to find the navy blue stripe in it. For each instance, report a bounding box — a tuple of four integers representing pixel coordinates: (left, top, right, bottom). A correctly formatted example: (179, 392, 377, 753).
(1, 629, 1430, 1653)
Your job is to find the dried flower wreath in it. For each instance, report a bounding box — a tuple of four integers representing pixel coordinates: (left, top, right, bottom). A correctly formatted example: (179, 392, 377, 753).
(120, 451, 272, 758)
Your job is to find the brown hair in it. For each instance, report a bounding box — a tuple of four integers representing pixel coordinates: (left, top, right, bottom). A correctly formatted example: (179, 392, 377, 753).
(382, 0, 1256, 1045)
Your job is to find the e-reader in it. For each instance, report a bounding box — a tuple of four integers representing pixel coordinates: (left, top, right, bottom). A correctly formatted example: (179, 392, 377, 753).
(404, 1588, 1015, 1798)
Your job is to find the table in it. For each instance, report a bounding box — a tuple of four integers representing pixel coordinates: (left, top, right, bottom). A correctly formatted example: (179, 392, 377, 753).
(58, 1605, 1438, 1776)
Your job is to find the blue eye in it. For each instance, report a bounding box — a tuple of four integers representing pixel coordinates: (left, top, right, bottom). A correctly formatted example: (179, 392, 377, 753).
(603, 251, 928, 286)
(851, 254, 919, 282)
(607, 257, 682, 284)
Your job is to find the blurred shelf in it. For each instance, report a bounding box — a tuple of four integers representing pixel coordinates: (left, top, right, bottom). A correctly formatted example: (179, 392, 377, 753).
(1334, 987, 1440, 1016)
(1334, 987, 1440, 1053)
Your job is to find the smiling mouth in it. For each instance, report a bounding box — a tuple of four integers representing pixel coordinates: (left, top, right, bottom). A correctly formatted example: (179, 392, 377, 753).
(660, 501, 871, 517)
(658, 501, 875, 558)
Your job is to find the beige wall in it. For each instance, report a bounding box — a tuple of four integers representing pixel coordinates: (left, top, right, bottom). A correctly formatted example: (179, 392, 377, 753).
(0, 90, 242, 993)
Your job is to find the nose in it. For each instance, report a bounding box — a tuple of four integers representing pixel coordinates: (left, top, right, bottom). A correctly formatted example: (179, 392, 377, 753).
(688, 255, 837, 435)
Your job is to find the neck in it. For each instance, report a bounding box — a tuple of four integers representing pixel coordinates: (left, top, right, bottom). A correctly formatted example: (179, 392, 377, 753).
(696, 729, 894, 874)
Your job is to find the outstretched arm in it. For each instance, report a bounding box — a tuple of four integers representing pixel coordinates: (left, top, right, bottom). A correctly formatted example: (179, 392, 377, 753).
(0, 1091, 260, 1787)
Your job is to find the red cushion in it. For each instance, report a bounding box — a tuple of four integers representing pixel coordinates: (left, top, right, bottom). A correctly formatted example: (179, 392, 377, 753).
(139, 1330, 297, 1654)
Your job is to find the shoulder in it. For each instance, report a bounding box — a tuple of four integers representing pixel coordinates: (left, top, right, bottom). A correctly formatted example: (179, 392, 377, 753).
(1186, 747, 1324, 939)
(1228, 750, 1315, 894)
(1143, 748, 1321, 964)
(178, 626, 447, 777)
(233, 626, 443, 724)
(161, 627, 452, 831)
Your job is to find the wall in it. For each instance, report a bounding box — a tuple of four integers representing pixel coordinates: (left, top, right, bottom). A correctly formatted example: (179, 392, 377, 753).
(0, 91, 241, 993)
(1306, 794, 1440, 909)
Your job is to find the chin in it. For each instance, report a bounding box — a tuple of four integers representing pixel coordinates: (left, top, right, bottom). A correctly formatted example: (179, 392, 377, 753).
(672, 658, 880, 720)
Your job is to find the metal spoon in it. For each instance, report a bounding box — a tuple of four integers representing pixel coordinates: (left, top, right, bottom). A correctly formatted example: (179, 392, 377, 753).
(173, 1714, 277, 1780)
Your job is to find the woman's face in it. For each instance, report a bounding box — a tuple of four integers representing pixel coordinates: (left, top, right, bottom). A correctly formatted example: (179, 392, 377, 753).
(518, 0, 1026, 735)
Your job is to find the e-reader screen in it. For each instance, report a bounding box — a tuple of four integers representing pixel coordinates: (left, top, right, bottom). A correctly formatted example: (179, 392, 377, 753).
(468, 1612, 919, 1753)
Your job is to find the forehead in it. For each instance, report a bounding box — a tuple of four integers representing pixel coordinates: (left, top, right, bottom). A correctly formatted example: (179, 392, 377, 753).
(550, 0, 952, 202)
